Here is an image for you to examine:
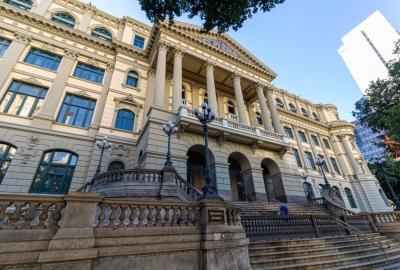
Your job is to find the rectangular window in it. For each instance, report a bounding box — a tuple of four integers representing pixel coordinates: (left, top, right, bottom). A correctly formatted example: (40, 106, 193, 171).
(0, 81, 47, 117)
(311, 135, 319, 146)
(0, 37, 11, 56)
(73, 63, 104, 84)
(298, 131, 307, 142)
(305, 152, 316, 170)
(24, 48, 62, 71)
(293, 149, 302, 168)
(330, 158, 340, 174)
(284, 127, 293, 138)
(323, 139, 330, 149)
(133, 36, 145, 49)
(318, 155, 329, 172)
(56, 94, 96, 128)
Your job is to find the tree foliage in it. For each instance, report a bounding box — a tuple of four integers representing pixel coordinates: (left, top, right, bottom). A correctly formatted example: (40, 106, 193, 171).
(352, 40, 400, 157)
(367, 155, 400, 201)
(137, 0, 285, 33)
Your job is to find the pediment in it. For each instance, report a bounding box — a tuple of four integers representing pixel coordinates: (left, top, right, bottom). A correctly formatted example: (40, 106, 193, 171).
(114, 94, 143, 108)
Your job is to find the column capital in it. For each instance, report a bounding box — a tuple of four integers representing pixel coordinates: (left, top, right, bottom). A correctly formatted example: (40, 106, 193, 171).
(156, 40, 170, 52)
(147, 68, 156, 76)
(230, 72, 242, 83)
(265, 84, 275, 94)
(64, 48, 79, 59)
(254, 81, 266, 92)
(13, 31, 32, 45)
(173, 46, 186, 57)
(106, 62, 115, 71)
(191, 83, 200, 91)
(203, 60, 216, 71)
(166, 72, 173, 80)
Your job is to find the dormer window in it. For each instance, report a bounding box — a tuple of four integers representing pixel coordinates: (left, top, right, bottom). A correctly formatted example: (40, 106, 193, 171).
(289, 103, 297, 113)
(275, 98, 284, 108)
(92, 28, 112, 43)
(133, 36, 145, 49)
(51, 13, 75, 28)
(4, 0, 32, 11)
(312, 112, 320, 121)
(301, 108, 309, 117)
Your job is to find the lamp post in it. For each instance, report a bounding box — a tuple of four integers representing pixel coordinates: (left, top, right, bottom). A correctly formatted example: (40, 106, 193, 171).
(95, 136, 112, 176)
(315, 157, 332, 189)
(162, 121, 178, 170)
(193, 102, 222, 201)
(301, 172, 312, 199)
(369, 156, 400, 211)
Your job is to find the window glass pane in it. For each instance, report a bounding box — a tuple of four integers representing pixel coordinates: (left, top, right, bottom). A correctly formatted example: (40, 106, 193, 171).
(24, 52, 34, 63)
(51, 175, 63, 193)
(81, 69, 90, 80)
(18, 84, 40, 96)
(19, 96, 35, 117)
(0, 92, 12, 112)
(43, 152, 51, 162)
(74, 108, 87, 127)
(48, 165, 66, 174)
(70, 155, 78, 166)
(66, 106, 78, 125)
(56, 104, 68, 123)
(0, 144, 6, 156)
(33, 55, 44, 66)
(8, 94, 24, 115)
(52, 152, 70, 164)
(32, 99, 44, 115)
(84, 109, 93, 128)
(30, 165, 47, 192)
(5, 147, 16, 159)
(41, 175, 53, 193)
(0, 160, 10, 183)
(61, 167, 74, 194)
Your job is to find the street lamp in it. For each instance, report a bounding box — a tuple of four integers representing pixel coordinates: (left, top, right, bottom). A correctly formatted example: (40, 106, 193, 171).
(162, 121, 178, 170)
(95, 136, 112, 176)
(193, 102, 222, 201)
(315, 157, 332, 189)
(369, 156, 400, 211)
(301, 172, 312, 199)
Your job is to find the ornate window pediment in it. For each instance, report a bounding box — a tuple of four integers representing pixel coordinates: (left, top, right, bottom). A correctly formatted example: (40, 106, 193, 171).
(114, 94, 143, 111)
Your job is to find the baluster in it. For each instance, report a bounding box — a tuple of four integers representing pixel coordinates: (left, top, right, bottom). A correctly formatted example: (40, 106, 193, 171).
(171, 207, 177, 226)
(183, 207, 189, 225)
(19, 202, 38, 229)
(147, 206, 153, 227)
(155, 206, 163, 227)
(37, 203, 52, 229)
(237, 210, 242, 226)
(118, 205, 128, 228)
(44, 204, 57, 229)
(194, 207, 200, 225)
(108, 205, 118, 228)
(137, 205, 146, 227)
(128, 205, 136, 227)
(98, 204, 107, 228)
(7, 202, 24, 229)
(50, 203, 65, 228)
(233, 209, 238, 225)
(226, 209, 232, 225)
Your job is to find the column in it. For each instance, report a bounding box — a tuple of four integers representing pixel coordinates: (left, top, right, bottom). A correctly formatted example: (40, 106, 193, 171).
(90, 63, 115, 129)
(32, 0, 52, 16)
(318, 134, 335, 173)
(77, 9, 95, 32)
(171, 46, 185, 112)
(254, 83, 273, 131)
(266, 87, 284, 134)
(152, 41, 169, 108)
(231, 72, 248, 125)
(0, 32, 31, 92)
(203, 60, 218, 115)
(293, 125, 309, 170)
(191, 83, 200, 109)
(339, 134, 362, 174)
(34, 48, 79, 121)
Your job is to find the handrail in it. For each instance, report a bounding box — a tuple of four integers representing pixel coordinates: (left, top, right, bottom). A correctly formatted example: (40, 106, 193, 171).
(243, 191, 258, 202)
(174, 173, 202, 195)
(334, 218, 390, 264)
(174, 173, 202, 201)
(309, 197, 327, 204)
(324, 189, 358, 216)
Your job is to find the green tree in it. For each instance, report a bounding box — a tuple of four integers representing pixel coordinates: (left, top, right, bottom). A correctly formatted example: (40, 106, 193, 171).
(367, 155, 400, 202)
(352, 40, 400, 157)
(137, 0, 285, 33)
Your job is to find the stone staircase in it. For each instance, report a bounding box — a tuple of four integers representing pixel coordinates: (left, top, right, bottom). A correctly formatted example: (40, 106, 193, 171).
(249, 233, 400, 269)
(227, 201, 333, 216)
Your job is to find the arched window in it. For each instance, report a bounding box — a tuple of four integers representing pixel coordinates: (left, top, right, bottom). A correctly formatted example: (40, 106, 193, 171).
(51, 12, 75, 28)
(312, 112, 320, 121)
(275, 98, 284, 108)
(126, 70, 139, 87)
(115, 109, 135, 131)
(203, 92, 208, 104)
(332, 186, 343, 201)
(30, 150, 78, 195)
(344, 188, 357, 208)
(227, 100, 236, 114)
(4, 0, 33, 11)
(302, 182, 314, 198)
(319, 184, 325, 197)
(182, 85, 186, 99)
(289, 103, 297, 113)
(255, 112, 263, 125)
(91, 27, 112, 43)
(0, 143, 16, 184)
(301, 108, 309, 117)
(108, 161, 125, 171)
(379, 189, 392, 207)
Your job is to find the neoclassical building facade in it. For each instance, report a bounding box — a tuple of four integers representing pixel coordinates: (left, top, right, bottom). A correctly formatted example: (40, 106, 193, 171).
(0, 0, 392, 212)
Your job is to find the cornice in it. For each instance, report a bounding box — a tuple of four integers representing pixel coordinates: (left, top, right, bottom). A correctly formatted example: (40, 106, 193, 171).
(277, 107, 328, 129)
(328, 120, 356, 132)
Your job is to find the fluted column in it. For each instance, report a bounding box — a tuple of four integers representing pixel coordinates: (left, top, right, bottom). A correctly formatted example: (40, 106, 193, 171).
(203, 60, 218, 115)
(153, 41, 169, 108)
(35, 48, 79, 120)
(231, 72, 247, 124)
(339, 134, 362, 174)
(266, 87, 284, 134)
(255, 83, 273, 131)
(90, 63, 115, 129)
(293, 125, 310, 170)
(0, 32, 31, 93)
(172, 46, 185, 112)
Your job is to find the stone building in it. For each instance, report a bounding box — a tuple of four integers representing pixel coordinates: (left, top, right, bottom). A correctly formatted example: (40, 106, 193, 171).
(0, 0, 391, 213)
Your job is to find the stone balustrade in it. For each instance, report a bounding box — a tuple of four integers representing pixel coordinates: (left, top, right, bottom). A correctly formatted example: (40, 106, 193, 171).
(371, 212, 400, 223)
(181, 106, 286, 143)
(228, 113, 239, 121)
(174, 173, 202, 201)
(90, 169, 163, 189)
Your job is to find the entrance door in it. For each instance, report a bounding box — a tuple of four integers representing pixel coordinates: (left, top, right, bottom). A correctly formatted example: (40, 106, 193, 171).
(229, 170, 246, 201)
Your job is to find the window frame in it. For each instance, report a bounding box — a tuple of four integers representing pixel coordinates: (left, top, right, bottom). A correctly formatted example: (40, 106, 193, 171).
(275, 98, 284, 108)
(305, 152, 316, 170)
(111, 95, 143, 133)
(293, 148, 302, 168)
(133, 35, 145, 49)
(344, 188, 357, 208)
(108, 160, 126, 171)
(302, 182, 314, 198)
(311, 135, 319, 146)
(56, 93, 96, 128)
(284, 127, 294, 138)
(0, 142, 17, 184)
(73, 62, 105, 84)
(312, 112, 320, 122)
(4, 0, 33, 11)
(255, 111, 263, 125)
(318, 155, 329, 172)
(323, 138, 330, 149)
(227, 100, 236, 115)
(288, 103, 297, 113)
(91, 27, 112, 43)
(114, 109, 136, 132)
(51, 12, 76, 28)
(301, 108, 309, 117)
(332, 186, 343, 201)
(125, 70, 139, 88)
(298, 131, 307, 142)
(0, 37, 11, 56)
(330, 158, 340, 174)
(23, 47, 62, 71)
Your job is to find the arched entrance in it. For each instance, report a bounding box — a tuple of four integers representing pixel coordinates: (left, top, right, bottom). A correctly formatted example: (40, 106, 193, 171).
(186, 145, 216, 191)
(261, 158, 286, 202)
(228, 152, 254, 201)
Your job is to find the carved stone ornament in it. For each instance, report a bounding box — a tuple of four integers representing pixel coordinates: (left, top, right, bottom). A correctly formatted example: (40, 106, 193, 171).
(72, 90, 91, 98)
(198, 37, 241, 58)
(87, 58, 99, 66)
(176, 121, 190, 139)
(19, 77, 42, 85)
(191, 83, 200, 91)
(254, 82, 265, 92)
(173, 46, 186, 57)
(64, 48, 79, 59)
(203, 60, 216, 71)
(278, 146, 291, 159)
(251, 140, 263, 154)
(41, 43, 55, 52)
(156, 40, 170, 52)
(13, 31, 32, 45)
(165, 73, 173, 80)
(27, 134, 41, 148)
(111, 144, 130, 157)
(217, 132, 230, 147)
(20, 148, 38, 164)
(147, 68, 156, 76)
(230, 72, 242, 83)
(107, 62, 115, 71)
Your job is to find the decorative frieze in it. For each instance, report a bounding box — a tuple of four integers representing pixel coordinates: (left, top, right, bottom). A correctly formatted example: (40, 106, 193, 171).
(13, 31, 31, 45)
(64, 48, 79, 59)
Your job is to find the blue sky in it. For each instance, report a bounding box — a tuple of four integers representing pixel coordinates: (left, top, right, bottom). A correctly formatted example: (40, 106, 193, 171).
(90, 0, 400, 121)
